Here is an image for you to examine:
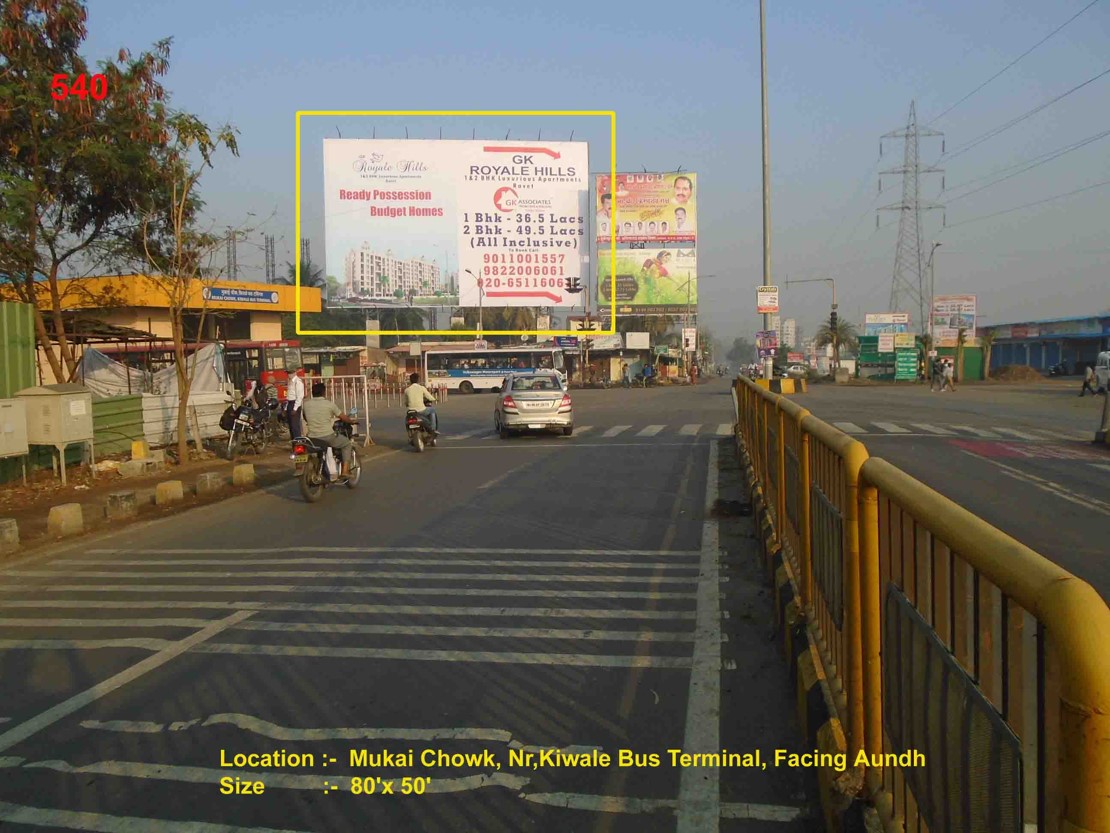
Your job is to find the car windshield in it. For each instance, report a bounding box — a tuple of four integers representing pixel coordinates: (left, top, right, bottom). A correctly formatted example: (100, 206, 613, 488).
(511, 376, 559, 391)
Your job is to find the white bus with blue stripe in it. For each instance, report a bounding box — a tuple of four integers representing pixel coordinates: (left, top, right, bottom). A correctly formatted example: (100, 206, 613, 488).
(424, 346, 567, 394)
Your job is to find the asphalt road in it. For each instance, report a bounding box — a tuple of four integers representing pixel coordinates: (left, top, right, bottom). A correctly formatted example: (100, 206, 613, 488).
(794, 378, 1110, 601)
(0, 379, 821, 833)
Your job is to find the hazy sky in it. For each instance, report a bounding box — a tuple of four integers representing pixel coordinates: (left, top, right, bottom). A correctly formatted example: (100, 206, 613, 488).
(83, 0, 1110, 341)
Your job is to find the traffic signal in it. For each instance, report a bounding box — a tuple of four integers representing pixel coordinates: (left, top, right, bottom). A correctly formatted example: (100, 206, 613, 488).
(565, 277, 582, 293)
(830, 310, 838, 330)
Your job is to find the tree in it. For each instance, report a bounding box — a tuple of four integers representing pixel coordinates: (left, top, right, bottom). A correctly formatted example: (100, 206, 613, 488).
(978, 330, 995, 380)
(814, 318, 859, 369)
(139, 112, 239, 466)
(273, 259, 325, 289)
(617, 315, 671, 342)
(726, 336, 755, 365)
(0, 2, 176, 382)
(955, 327, 968, 382)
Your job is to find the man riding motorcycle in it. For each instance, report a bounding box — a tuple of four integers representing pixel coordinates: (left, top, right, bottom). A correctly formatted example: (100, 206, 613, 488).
(301, 381, 356, 480)
(404, 372, 439, 435)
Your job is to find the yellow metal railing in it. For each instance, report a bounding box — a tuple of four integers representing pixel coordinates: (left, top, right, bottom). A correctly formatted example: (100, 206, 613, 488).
(733, 376, 1110, 833)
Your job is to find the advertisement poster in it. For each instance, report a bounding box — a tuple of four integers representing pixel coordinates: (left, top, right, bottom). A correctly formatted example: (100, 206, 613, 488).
(757, 286, 779, 314)
(597, 249, 697, 312)
(324, 139, 589, 310)
(595, 173, 697, 243)
(864, 312, 911, 336)
(931, 294, 976, 347)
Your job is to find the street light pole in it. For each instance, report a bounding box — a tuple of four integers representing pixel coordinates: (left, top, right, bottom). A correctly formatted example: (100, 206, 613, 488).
(782, 276, 835, 367)
(927, 242, 942, 340)
(464, 269, 483, 340)
(759, 0, 773, 381)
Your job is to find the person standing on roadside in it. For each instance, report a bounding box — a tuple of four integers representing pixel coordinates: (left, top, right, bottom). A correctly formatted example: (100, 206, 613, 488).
(941, 359, 956, 392)
(1079, 364, 1098, 397)
(286, 366, 305, 437)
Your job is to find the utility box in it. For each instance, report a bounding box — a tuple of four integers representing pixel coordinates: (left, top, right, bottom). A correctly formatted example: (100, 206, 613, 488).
(15, 383, 94, 445)
(0, 399, 29, 458)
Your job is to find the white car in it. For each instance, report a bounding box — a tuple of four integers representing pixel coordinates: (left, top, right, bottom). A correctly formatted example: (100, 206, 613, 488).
(786, 364, 809, 377)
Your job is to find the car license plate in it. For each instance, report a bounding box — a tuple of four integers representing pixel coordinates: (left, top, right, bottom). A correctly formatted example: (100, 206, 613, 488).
(528, 424, 544, 429)
(293, 453, 308, 463)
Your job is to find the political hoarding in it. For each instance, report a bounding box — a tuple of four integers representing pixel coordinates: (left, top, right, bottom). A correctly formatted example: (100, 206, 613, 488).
(931, 294, 976, 347)
(597, 249, 697, 312)
(595, 173, 696, 244)
(323, 139, 589, 310)
(864, 312, 911, 336)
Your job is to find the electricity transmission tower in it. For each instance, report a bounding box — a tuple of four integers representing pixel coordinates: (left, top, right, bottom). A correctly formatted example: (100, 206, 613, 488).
(264, 235, 276, 282)
(300, 238, 311, 269)
(225, 228, 238, 280)
(878, 101, 944, 330)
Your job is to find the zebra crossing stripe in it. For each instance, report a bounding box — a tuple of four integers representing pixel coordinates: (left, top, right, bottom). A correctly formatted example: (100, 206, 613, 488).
(716, 424, 732, 436)
(575, 426, 593, 435)
(637, 425, 665, 436)
(833, 422, 866, 434)
(679, 424, 701, 436)
(991, 427, 1041, 440)
(873, 422, 910, 434)
(952, 426, 1001, 438)
(910, 423, 955, 435)
(602, 425, 631, 438)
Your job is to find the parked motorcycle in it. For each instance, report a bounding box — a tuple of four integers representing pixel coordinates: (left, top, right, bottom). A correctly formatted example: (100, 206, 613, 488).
(405, 410, 438, 453)
(221, 402, 272, 459)
(1048, 361, 1069, 377)
(291, 418, 361, 503)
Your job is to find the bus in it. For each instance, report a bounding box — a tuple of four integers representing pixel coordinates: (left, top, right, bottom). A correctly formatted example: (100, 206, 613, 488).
(424, 346, 567, 393)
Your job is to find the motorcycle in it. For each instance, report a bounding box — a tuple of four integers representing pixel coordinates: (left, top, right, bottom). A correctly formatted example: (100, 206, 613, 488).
(290, 417, 362, 503)
(405, 409, 438, 453)
(1048, 361, 1069, 377)
(222, 401, 274, 459)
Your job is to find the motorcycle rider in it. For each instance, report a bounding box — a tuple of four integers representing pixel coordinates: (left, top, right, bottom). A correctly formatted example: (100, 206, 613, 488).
(404, 372, 439, 435)
(301, 381, 355, 480)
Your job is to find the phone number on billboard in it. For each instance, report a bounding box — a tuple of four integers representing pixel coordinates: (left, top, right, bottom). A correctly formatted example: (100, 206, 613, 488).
(479, 276, 564, 288)
(483, 254, 566, 265)
(482, 265, 565, 277)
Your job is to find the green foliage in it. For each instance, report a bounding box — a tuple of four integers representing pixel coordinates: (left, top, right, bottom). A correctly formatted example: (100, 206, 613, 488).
(726, 336, 755, 364)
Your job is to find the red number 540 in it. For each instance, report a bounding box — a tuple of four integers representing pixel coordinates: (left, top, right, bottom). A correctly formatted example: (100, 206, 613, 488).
(51, 73, 108, 101)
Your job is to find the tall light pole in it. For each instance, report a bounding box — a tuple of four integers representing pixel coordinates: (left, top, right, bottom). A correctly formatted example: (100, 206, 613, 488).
(783, 277, 836, 367)
(679, 274, 714, 376)
(926, 241, 942, 339)
(759, 0, 773, 381)
(464, 269, 483, 340)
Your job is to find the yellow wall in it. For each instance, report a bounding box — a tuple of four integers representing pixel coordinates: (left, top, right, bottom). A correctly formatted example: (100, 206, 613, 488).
(250, 313, 283, 342)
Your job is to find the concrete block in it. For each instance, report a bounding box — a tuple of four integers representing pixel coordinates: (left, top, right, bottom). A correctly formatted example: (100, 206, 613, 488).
(195, 472, 224, 496)
(155, 480, 184, 505)
(0, 518, 19, 554)
(120, 459, 161, 478)
(148, 449, 166, 466)
(131, 440, 151, 460)
(106, 491, 138, 520)
(232, 464, 255, 486)
(47, 503, 83, 538)
(834, 368, 851, 384)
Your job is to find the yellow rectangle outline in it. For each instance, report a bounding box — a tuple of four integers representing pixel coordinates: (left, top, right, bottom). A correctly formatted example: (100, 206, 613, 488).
(295, 109, 617, 337)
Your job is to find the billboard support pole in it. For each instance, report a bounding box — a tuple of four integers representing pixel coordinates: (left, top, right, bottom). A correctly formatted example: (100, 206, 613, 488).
(759, 0, 774, 381)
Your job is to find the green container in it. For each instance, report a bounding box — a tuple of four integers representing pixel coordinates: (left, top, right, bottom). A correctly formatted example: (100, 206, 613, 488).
(93, 395, 145, 456)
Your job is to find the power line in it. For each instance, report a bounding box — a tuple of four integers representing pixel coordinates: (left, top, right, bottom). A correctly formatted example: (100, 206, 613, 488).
(944, 178, 1110, 228)
(926, 0, 1103, 124)
(943, 127, 1110, 194)
(936, 66, 1110, 164)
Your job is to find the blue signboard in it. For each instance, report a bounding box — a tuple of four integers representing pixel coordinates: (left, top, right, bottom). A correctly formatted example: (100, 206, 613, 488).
(554, 336, 579, 348)
(202, 287, 281, 304)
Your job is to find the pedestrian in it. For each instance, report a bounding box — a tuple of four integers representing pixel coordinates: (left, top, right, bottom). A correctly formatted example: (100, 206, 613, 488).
(941, 359, 956, 392)
(286, 366, 305, 437)
(1079, 364, 1097, 397)
(621, 362, 630, 388)
(930, 358, 942, 391)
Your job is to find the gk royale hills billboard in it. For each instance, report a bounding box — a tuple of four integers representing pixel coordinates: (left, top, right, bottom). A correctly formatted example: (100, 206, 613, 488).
(595, 173, 697, 244)
(931, 294, 977, 347)
(323, 140, 588, 309)
(596, 248, 697, 315)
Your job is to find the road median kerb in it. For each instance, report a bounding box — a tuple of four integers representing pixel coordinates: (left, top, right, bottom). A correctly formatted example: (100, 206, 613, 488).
(105, 491, 138, 520)
(232, 464, 256, 486)
(47, 503, 83, 538)
(155, 480, 184, 505)
(0, 518, 19, 553)
(195, 472, 225, 495)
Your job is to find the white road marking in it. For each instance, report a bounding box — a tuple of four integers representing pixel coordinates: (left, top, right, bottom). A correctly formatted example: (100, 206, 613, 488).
(0, 638, 697, 667)
(523, 791, 805, 821)
(716, 423, 732, 436)
(5, 584, 696, 600)
(0, 800, 310, 833)
(52, 558, 701, 570)
(637, 425, 665, 436)
(0, 600, 697, 619)
(991, 427, 1041, 440)
(449, 429, 485, 440)
(0, 610, 253, 754)
(602, 425, 632, 437)
(833, 422, 866, 433)
(909, 423, 956, 435)
(85, 547, 701, 556)
(5, 570, 697, 585)
(81, 713, 603, 754)
(679, 424, 701, 436)
(575, 425, 594, 434)
(677, 441, 721, 833)
(12, 758, 527, 794)
(873, 422, 910, 434)
(0, 617, 214, 628)
(1092, 463, 1110, 474)
(951, 425, 1002, 438)
(958, 451, 1110, 516)
(236, 623, 697, 641)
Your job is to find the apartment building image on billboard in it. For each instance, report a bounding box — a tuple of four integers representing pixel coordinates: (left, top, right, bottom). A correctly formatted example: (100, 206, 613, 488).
(344, 243, 442, 302)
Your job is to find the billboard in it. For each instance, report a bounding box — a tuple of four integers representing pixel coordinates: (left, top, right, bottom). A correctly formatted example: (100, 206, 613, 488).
(864, 312, 911, 336)
(757, 286, 779, 314)
(597, 249, 697, 312)
(324, 139, 588, 310)
(931, 294, 976, 347)
(595, 173, 697, 243)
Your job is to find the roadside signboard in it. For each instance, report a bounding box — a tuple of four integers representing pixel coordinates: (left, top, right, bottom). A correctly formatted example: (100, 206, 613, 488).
(758, 346, 776, 359)
(893, 332, 916, 349)
(554, 336, 579, 348)
(895, 349, 918, 381)
(756, 330, 778, 349)
(864, 312, 911, 335)
(878, 333, 895, 353)
(931, 294, 976, 347)
(596, 249, 697, 311)
(787, 352, 804, 363)
(624, 332, 650, 349)
(682, 328, 697, 351)
(757, 286, 779, 314)
(595, 172, 697, 244)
